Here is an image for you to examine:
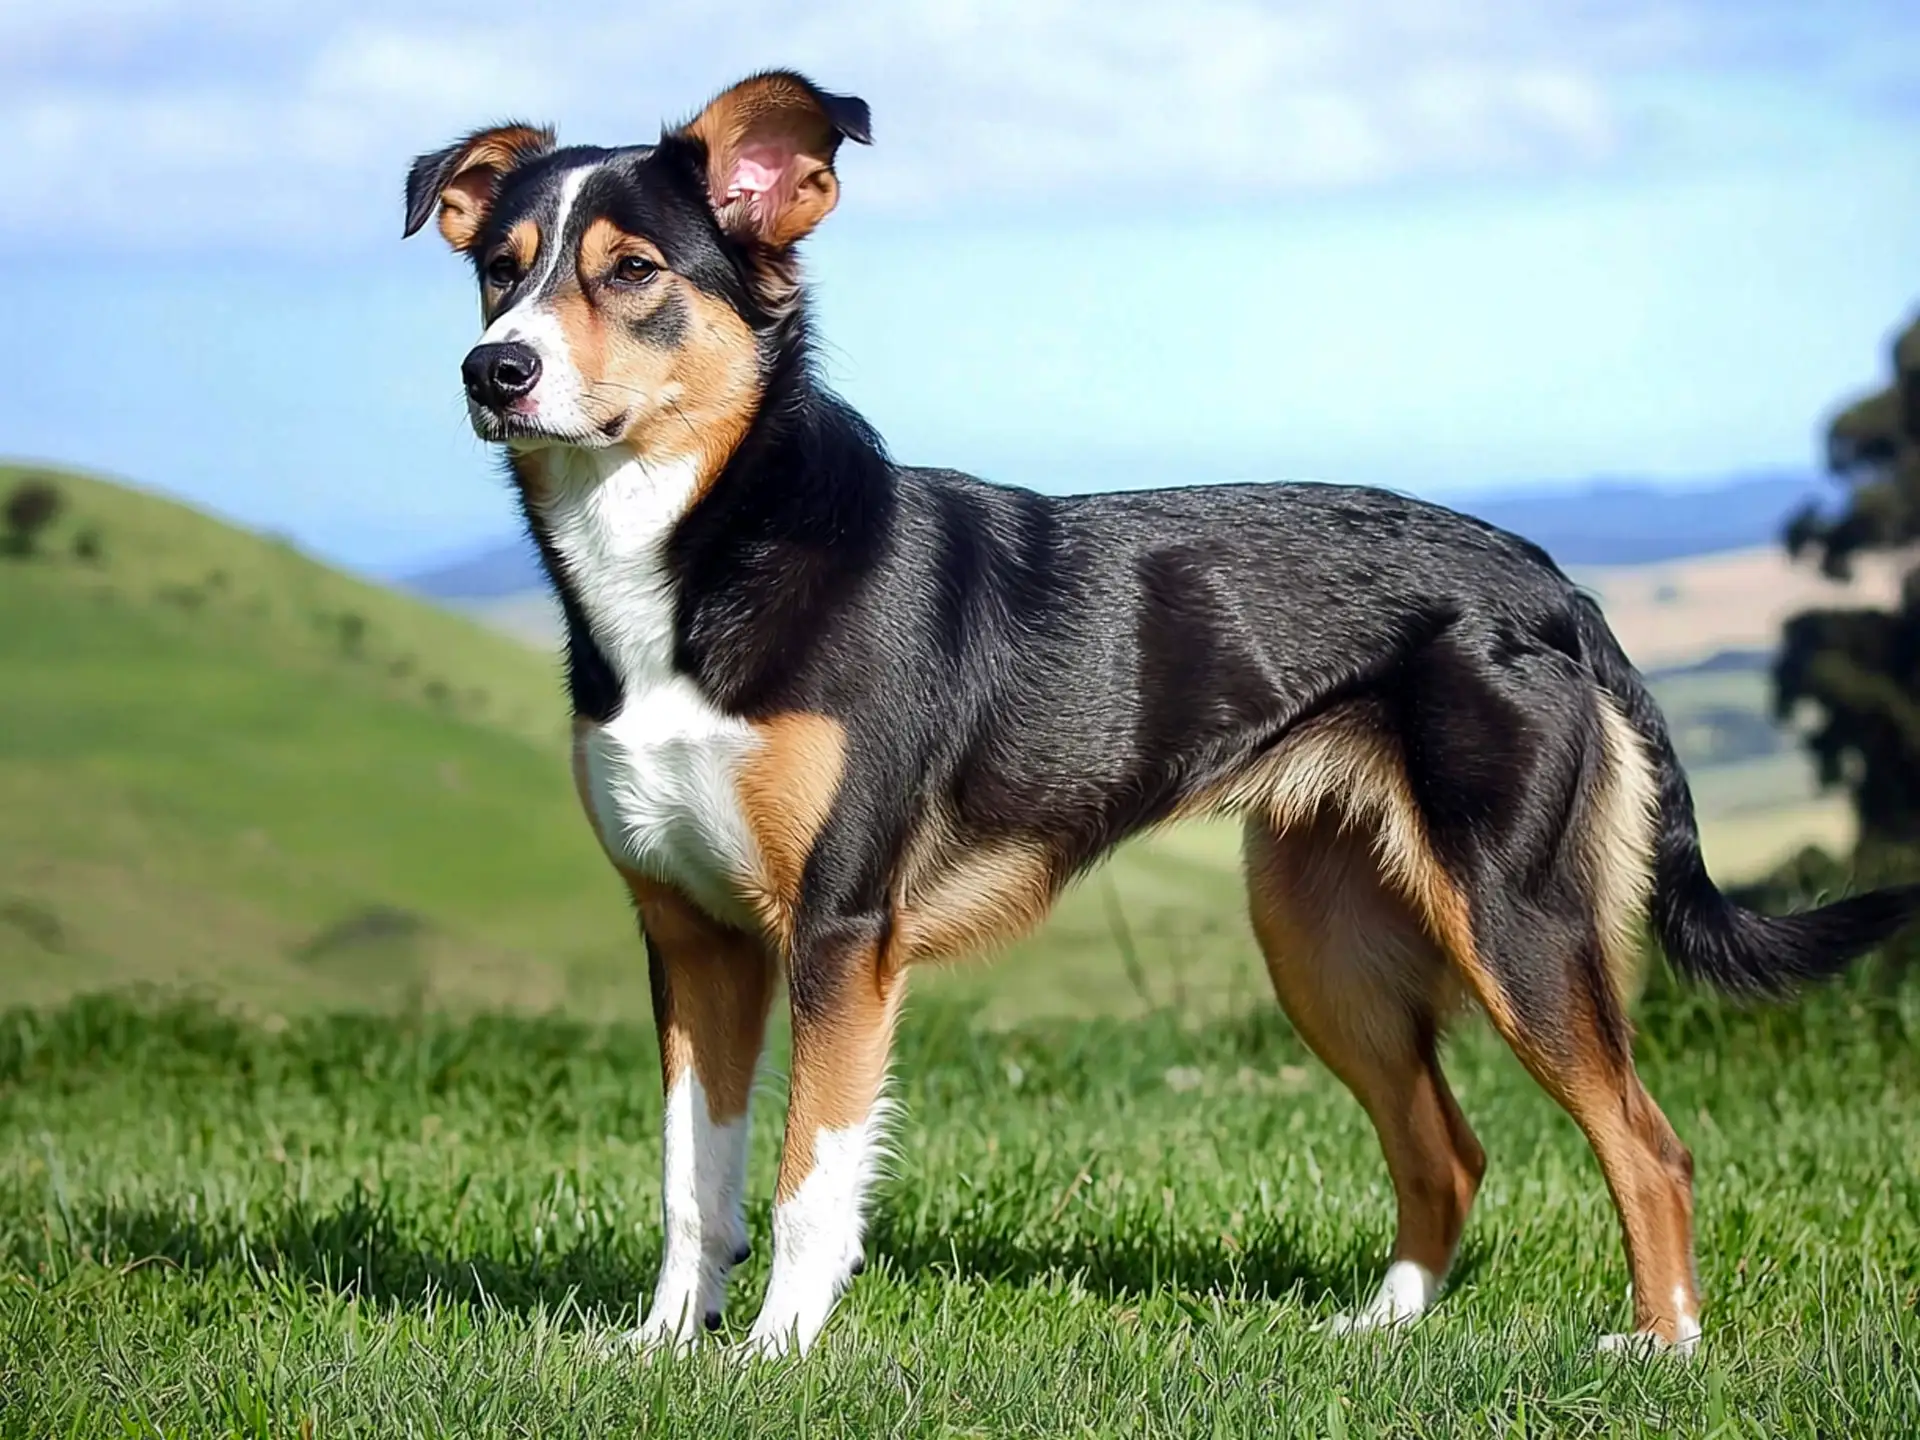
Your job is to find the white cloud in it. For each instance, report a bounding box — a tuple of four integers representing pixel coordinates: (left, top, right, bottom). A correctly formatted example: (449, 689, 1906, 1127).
(0, 0, 1906, 251)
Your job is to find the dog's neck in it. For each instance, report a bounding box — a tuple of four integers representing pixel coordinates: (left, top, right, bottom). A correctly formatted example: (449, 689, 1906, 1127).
(509, 339, 900, 711)
(516, 445, 702, 691)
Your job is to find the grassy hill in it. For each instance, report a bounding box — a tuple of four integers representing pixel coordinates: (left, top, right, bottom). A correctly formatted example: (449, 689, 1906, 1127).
(0, 464, 635, 1015)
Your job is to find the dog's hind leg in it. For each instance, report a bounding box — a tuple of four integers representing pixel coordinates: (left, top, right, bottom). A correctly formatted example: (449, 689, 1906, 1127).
(1245, 812, 1486, 1332)
(1393, 642, 1699, 1352)
(1440, 897, 1700, 1354)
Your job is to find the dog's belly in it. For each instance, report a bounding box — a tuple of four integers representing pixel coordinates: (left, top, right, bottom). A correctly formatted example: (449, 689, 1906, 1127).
(575, 678, 762, 929)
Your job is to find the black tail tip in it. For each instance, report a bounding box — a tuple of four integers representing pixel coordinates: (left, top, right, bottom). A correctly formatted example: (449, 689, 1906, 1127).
(1672, 881, 1920, 999)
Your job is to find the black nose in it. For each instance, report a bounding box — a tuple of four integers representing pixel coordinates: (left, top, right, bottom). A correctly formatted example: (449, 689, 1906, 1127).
(461, 342, 542, 409)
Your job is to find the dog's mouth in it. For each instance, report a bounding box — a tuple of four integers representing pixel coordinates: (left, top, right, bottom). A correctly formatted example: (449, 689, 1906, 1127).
(468, 402, 629, 450)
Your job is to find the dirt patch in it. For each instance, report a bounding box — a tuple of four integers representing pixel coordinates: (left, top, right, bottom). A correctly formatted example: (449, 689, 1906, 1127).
(1574, 546, 1910, 670)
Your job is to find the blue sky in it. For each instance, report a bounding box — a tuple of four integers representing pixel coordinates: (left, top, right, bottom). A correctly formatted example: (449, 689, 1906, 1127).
(1, 1, 1916, 572)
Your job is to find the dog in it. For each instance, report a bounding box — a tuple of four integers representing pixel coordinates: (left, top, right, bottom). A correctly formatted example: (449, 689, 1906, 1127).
(403, 70, 1917, 1358)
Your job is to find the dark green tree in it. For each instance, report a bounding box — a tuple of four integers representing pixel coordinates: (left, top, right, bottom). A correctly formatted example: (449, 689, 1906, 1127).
(2, 477, 65, 557)
(1774, 312, 1920, 844)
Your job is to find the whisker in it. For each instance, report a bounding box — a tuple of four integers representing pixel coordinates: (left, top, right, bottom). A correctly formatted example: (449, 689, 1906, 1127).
(584, 383, 649, 402)
(666, 398, 701, 441)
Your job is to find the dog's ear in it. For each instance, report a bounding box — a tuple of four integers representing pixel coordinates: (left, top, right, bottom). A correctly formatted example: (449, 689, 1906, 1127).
(676, 71, 871, 249)
(403, 123, 556, 250)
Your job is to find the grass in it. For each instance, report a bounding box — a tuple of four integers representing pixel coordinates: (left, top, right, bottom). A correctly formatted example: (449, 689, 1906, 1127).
(0, 464, 565, 745)
(2, 975, 1917, 1437)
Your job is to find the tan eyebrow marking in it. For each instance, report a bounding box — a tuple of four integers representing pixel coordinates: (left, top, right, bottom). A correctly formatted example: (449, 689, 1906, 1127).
(578, 217, 669, 278)
(505, 220, 540, 272)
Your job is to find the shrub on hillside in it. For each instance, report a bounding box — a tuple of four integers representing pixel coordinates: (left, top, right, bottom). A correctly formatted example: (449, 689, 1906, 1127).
(3, 477, 65, 557)
(71, 526, 104, 564)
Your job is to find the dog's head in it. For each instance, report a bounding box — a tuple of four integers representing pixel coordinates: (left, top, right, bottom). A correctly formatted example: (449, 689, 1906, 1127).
(404, 71, 870, 466)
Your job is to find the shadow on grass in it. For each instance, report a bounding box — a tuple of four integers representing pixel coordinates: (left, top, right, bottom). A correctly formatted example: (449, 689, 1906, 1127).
(867, 1208, 1489, 1312)
(53, 1193, 654, 1325)
(46, 1190, 1459, 1327)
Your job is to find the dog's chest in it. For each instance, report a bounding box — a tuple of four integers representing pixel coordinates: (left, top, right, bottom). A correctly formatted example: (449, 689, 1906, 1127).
(535, 453, 761, 925)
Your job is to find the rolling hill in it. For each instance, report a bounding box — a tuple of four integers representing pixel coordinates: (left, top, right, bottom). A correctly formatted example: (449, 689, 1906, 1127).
(0, 464, 1864, 1023)
(0, 464, 632, 1015)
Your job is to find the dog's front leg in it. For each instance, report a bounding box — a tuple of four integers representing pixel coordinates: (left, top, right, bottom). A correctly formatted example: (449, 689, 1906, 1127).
(744, 912, 906, 1358)
(623, 880, 775, 1351)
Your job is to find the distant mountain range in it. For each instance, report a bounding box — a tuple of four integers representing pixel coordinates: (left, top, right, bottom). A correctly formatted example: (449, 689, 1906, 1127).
(404, 532, 547, 602)
(1463, 472, 1826, 568)
(401, 470, 1831, 601)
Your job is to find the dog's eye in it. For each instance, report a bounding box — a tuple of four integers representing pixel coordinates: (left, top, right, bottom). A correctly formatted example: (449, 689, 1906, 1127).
(485, 255, 520, 288)
(613, 255, 659, 285)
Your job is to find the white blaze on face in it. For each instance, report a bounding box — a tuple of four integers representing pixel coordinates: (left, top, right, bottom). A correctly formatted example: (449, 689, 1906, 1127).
(474, 164, 603, 442)
(745, 1101, 894, 1357)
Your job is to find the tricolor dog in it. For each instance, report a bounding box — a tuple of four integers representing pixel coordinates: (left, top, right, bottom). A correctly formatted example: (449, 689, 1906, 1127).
(404, 71, 1917, 1357)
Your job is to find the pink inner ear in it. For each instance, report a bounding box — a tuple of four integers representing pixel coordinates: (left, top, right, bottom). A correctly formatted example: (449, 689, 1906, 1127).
(725, 143, 793, 199)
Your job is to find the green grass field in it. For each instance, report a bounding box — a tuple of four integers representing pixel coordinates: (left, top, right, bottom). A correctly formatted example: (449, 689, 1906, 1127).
(4, 466, 1917, 1435)
(4, 978, 1917, 1437)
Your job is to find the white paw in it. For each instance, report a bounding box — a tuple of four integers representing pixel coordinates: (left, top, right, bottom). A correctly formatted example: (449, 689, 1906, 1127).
(1596, 1326, 1700, 1359)
(740, 1117, 882, 1360)
(604, 1326, 691, 1359)
(1324, 1260, 1437, 1337)
(1326, 1306, 1412, 1336)
(741, 1285, 841, 1360)
(734, 1321, 805, 1362)
(735, 1244, 863, 1358)
(1598, 1285, 1701, 1359)
(610, 1301, 720, 1357)
(628, 1073, 751, 1359)
(626, 1243, 747, 1356)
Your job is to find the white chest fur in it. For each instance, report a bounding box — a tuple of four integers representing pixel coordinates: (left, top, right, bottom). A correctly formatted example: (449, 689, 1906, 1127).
(530, 448, 762, 927)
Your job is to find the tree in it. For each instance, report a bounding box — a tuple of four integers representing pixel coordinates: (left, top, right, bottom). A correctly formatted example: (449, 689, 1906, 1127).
(71, 527, 104, 564)
(1773, 312, 1920, 844)
(2, 477, 65, 557)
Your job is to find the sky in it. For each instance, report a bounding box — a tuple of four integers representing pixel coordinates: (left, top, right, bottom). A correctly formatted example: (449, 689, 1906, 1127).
(1, 1, 1917, 573)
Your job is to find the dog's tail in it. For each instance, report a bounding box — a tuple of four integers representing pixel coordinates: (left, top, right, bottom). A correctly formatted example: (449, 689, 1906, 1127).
(1576, 595, 1920, 997)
